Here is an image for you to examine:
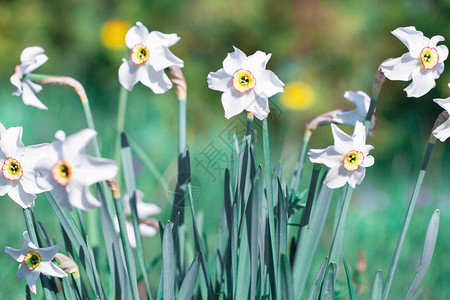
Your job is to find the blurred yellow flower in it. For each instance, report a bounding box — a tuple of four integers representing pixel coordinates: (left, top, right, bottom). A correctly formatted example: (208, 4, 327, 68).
(101, 19, 130, 50)
(280, 81, 314, 110)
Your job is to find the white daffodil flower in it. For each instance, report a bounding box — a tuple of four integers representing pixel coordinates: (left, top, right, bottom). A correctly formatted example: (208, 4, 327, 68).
(5, 231, 67, 294)
(115, 190, 161, 248)
(380, 26, 448, 98)
(308, 121, 374, 189)
(10, 47, 49, 110)
(37, 129, 118, 211)
(432, 84, 450, 142)
(332, 91, 372, 126)
(207, 46, 284, 120)
(118, 22, 184, 93)
(0, 127, 52, 208)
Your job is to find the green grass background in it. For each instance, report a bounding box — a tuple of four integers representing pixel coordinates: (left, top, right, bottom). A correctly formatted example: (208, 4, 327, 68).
(1, 0, 450, 298)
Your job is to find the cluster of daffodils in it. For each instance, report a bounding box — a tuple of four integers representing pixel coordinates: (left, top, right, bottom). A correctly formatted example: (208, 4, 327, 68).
(0, 126, 118, 210)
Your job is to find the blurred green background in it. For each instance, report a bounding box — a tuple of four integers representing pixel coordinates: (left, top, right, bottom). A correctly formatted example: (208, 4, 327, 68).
(1, 0, 450, 298)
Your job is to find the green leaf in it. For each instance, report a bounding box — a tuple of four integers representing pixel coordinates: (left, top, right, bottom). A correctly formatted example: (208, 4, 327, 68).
(342, 255, 356, 300)
(404, 209, 440, 300)
(320, 262, 336, 300)
(371, 270, 383, 300)
(280, 254, 294, 300)
(163, 222, 175, 300)
(178, 255, 200, 300)
(307, 257, 328, 300)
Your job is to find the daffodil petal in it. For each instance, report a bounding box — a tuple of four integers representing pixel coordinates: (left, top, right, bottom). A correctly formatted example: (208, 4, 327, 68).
(380, 53, 419, 81)
(344, 90, 371, 115)
(362, 155, 374, 167)
(137, 202, 161, 218)
(8, 184, 36, 209)
(139, 223, 158, 237)
(21, 81, 47, 110)
(62, 129, 96, 163)
(149, 46, 184, 71)
(222, 47, 247, 75)
(245, 51, 271, 72)
(20, 47, 45, 64)
(22, 231, 37, 250)
(432, 113, 450, 142)
(207, 69, 231, 92)
(139, 65, 173, 94)
(0, 127, 25, 158)
(125, 222, 137, 248)
(391, 26, 425, 57)
(125, 22, 149, 49)
(348, 167, 365, 188)
(10, 73, 22, 92)
(5, 246, 25, 262)
(428, 35, 445, 48)
(324, 166, 348, 189)
(308, 146, 342, 168)
(253, 70, 284, 98)
(75, 156, 118, 186)
(220, 89, 246, 119)
(404, 68, 436, 98)
(37, 244, 60, 261)
(38, 261, 67, 278)
(26, 271, 40, 294)
(351, 121, 367, 150)
(436, 45, 448, 63)
(331, 124, 353, 154)
(16, 262, 30, 281)
(118, 59, 141, 91)
(332, 110, 361, 126)
(246, 96, 270, 120)
(145, 31, 180, 48)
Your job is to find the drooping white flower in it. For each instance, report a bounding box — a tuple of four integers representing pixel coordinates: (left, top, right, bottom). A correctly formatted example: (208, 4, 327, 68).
(308, 121, 374, 189)
(432, 84, 450, 142)
(207, 46, 284, 120)
(332, 91, 372, 126)
(5, 231, 67, 294)
(380, 26, 448, 98)
(114, 190, 161, 248)
(10, 47, 49, 110)
(36, 129, 118, 211)
(0, 127, 52, 208)
(118, 22, 184, 93)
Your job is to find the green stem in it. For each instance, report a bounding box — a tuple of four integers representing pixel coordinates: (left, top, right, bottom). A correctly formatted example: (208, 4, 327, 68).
(382, 137, 436, 300)
(115, 86, 129, 164)
(262, 118, 278, 291)
(290, 130, 312, 193)
(246, 112, 254, 137)
(329, 185, 354, 266)
(113, 198, 140, 300)
(178, 97, 187, 155)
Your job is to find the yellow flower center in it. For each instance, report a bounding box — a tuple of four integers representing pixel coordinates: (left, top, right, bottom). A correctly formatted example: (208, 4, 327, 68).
(130, 44, 150, 65)
(24, 251, 41, 270)
(51, 160, 72, 186)
(232, 69, 256, 93)
(2, 157, 23, 181)
(343, 150, 364, 172)
(420, 47, 439, 70)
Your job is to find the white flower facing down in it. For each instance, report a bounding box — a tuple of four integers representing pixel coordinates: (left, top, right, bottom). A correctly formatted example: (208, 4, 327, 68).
(332, 90, 372, 126)
(37, 129, 118, 211)
(10, 47, 49, 110)
(432, 84, 450, 142)
(0, 127, 51, 208)
(207, 46, 284, 120)
(115, 190, 161, 248)
(5, 231, 67, 294)
(118, 22, 184, 93)
(380, 26, 448, 98)
(308, 121, 374, 189)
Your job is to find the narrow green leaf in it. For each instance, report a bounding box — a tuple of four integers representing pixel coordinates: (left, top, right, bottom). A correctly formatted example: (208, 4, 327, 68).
(307, 257, 328, 300)
(163, 222, 175, 300)
(342, 255, 356, 300)
(280, 254, 294, 300)
(371, 270, 383, 300)
(404, 209, 440, 300)
(178, 255, 200, 300)
(320, 262, 336, 300)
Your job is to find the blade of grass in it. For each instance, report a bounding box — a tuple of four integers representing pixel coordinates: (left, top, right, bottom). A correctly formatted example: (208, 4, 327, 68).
(404, 209, 440, 300)
(178, 255, 200, 300)
(371, 270, 383, 300)
(343, 255, 356, 300)
(307, 257, 328, 300)
(163, 222, 175, 300)
(280, 254, 294, 300)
